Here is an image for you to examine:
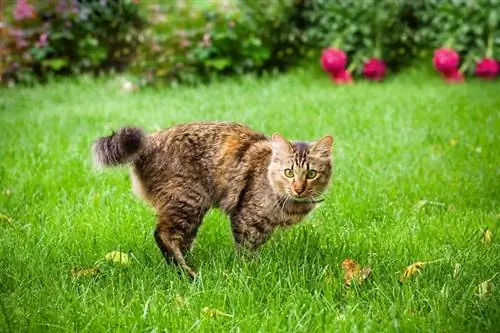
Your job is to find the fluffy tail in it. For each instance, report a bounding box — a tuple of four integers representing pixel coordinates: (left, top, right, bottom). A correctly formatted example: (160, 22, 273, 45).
(92, 126, 145, 168)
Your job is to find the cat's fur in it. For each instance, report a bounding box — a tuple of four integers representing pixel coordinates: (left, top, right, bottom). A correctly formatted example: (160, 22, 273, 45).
(92, 122, 333, 277)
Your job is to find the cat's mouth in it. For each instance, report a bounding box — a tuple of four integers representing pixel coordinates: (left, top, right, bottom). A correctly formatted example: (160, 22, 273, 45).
(289, 196, 324, 204)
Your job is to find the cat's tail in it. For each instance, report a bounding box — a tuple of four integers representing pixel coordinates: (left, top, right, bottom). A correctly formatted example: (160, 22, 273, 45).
(92, 126, 145, 168)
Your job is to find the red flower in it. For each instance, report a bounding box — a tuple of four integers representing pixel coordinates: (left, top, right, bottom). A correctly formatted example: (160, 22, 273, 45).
(444, 70, 464, 83)
(433, 48, 459, 74)
(363, 58, 386, 81)
(13, 0, 36, 21)
(475, 58, 498, 79)
(321, 48, 347, 74)
(330, 70, 353, 85)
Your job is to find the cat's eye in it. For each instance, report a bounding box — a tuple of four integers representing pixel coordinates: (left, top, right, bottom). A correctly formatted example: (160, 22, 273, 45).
(306, 169, 317, 179)
(284, 168, 294, 178)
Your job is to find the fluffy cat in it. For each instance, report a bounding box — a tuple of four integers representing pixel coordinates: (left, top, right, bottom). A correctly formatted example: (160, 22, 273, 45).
(92, 122, 333, 277)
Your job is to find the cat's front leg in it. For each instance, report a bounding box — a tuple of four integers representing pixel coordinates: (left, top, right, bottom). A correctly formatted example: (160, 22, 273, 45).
(230, 209, 275, 252)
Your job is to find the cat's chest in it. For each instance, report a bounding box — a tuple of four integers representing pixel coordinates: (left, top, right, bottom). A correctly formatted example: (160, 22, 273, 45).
(269, 201, 315, 226)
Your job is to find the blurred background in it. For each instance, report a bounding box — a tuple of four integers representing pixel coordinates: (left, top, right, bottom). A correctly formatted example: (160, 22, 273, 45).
(1, 0, 499, 87)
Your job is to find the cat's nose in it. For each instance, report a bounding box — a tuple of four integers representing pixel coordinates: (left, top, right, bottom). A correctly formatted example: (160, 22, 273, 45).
(293, 183, 306, 195)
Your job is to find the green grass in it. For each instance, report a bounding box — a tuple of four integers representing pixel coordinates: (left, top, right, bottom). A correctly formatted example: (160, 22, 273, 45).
(0, 68, 499, 332)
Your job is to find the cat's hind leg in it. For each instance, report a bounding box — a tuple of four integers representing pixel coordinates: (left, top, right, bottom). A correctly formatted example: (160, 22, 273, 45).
(154, 188, 208, 279)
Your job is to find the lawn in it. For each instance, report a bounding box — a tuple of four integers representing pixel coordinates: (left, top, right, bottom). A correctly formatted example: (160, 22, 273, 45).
(0, 68, 499, 332)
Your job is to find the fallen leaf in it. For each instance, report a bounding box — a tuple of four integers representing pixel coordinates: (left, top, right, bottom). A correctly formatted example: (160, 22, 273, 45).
(453, 263, 461, 278)
(0, 213, 13, 224)
(482, 228, 493, 245)
(121, 80, 138, 92)
(71, 266, 100, 278)
(175, 294, 187, 307)
(475, 273, 498, 298)
(2, 189, 13, 196)
(400, 261, 425, 283)
(341, 258, 371, 287)
(414, 199, 446, 210)
(201, 307, 233, 318)
(104, 251, 131, 266)
(399, 259, 443, 283)
(91, 192, 100, 204)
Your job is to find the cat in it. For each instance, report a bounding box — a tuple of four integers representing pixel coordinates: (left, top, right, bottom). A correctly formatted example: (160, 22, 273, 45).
(92, 122, 333, 278)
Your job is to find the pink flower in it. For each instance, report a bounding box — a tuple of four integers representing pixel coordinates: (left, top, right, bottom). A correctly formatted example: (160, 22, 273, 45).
(433, 48, 459, 74)
(330, 70, 353, 85)
(363, 58, 386, 81)
(475, 58, 498, 79)
(321, 48, 347, 74)
(13, 0, 36, 21)
(443, 70, 464, 83)
(36, 33, 48, 48)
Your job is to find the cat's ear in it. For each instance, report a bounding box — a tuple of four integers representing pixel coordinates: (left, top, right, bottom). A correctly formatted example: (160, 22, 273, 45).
(271, 133, 293, 154)
(310, 135, 333, 159)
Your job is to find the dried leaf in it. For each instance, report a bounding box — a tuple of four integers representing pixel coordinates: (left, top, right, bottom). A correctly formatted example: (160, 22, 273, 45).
(414, 199, 446, 210)
(121, 80, 138, 92)
(453, 263, 461, 278)
(175, 294, 187, 307)
(476, 280, 492, 297)
(482, 228, 493, 245)
(201, 307, 233, 318)
(71, 266, 100, 278)
(341, 258, 371, 287)
(104, 251, 131, 266)
(2, 189, 13, 196)
(475, 273, 498, 298)
(400, 261, 425, 283)
(0, 213, 13, 224)
(399, 259, 443, 283)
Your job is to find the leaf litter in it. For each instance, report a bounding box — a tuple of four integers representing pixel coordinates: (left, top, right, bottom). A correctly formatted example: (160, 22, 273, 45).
(71, 250, 131, 279)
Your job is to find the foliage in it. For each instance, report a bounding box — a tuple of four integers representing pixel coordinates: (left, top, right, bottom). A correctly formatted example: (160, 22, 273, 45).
(0, 0, 143, 86)
(2, 0, 499, 86)
(131, 0, 307, 86)
(413, 0, 500, 75)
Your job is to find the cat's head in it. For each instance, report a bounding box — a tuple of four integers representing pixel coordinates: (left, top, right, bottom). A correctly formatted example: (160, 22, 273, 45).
(268, 133, 333, 201)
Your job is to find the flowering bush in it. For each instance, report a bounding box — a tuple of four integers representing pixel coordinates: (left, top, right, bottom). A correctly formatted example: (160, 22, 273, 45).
(2, 0, 499, 86)
(1, 0, 143, 85)
(306, 0, 414, 74)
(414, 0, 500, 81)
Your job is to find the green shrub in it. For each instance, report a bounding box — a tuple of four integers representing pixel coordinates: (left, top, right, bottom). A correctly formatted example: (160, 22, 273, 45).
(131, 0, 307, 86)
(1, 0, 143, 86)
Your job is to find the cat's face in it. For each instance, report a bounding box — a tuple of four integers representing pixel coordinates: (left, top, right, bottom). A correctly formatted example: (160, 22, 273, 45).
(268, 133, 333, 200)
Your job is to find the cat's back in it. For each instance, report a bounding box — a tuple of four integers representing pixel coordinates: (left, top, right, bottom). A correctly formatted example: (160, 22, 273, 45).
(149, 121, 266, 151)
(138, 121, 269, 173)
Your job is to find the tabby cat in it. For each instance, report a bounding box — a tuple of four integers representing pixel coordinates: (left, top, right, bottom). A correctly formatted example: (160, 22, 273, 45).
(92, 122, 333, 278)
